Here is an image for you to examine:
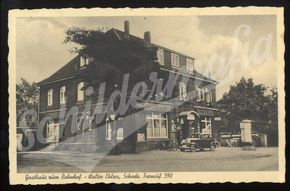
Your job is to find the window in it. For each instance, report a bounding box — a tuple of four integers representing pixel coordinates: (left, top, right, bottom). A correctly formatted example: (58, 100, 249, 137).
(200, 88, 205, 101)
(80, 56, 86, 68)
(196, 86, 205, 101)
(201, 117, 212, 134)
(204, 88, 212, 103)
(77, 82, 84, 101)
(116, 118, 124, 140)
(59, 86, 66, 104)
(179, 82, 187, 99)
(117, 128, 124, 140)
(80, 56, 93, 68)
(106, 119, 124, 140)
(106, 120, 112, 140)
(46, 121, 59, 143)
(47, 89, 53, 106)
(157, 49, 164, 65)
(171, 53, 180, 68)
(146, 113, 168, 138)
(186, 58, 194, 72)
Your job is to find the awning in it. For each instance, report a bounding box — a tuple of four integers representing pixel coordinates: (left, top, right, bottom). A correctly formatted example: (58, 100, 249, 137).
(194, 107, 219, 117)
(179, 111, 200, 118)
(179, 107, 220, 118)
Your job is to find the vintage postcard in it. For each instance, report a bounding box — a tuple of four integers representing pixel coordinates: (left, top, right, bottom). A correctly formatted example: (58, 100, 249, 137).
(8, 7, 285, 184)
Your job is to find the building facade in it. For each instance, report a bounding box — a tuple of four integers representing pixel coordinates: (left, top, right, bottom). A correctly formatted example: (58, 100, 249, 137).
(37, 21, 222, 153)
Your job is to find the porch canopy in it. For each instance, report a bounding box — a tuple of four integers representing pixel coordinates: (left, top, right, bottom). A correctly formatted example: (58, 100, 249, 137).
(179, 110, 201, 118)
(179, 107, 220, 118)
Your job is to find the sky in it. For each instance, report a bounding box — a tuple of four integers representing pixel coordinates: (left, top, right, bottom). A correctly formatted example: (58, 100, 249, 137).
(16, 15, 277, 100)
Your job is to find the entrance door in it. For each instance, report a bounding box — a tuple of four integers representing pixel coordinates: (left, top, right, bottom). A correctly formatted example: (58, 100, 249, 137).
(47, 122, 59, 143)
(181, 120, 190, 139)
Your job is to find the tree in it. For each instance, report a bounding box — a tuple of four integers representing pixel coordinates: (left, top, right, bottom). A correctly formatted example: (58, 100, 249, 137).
(64, 27, 170, 97)
(64, 27, 170, 151)
(217, 77, 278, 139)
(16, 78, 39, 127)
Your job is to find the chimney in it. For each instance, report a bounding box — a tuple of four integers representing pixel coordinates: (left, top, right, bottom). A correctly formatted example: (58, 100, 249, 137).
(144, 31, 151, 44)
(124, 20, 130, 38)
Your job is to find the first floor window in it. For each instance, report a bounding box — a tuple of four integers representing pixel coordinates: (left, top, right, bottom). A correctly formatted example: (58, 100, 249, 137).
(77, 82, 84, 101)
(47, 89, 53, 106)
(196, 86, 205, 101)
(59, 86, 66, 104)
(179, 82, 187, 99)
(146, 113, 168, 138)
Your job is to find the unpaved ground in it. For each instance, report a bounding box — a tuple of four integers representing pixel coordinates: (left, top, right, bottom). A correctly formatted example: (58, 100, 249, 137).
(17, 147, 278, 173)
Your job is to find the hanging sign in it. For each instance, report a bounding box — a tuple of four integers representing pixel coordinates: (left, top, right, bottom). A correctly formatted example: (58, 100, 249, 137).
(214, 117, 222, 121)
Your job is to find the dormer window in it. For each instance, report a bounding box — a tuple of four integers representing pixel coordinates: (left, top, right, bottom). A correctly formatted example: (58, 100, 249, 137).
(186, 58, 194, 72)
(157, 48, 164, 65)
(171, 53, 180, 68)
(80, 56, 93, 68)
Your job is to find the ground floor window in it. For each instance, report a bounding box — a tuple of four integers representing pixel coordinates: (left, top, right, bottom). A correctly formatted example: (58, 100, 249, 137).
(106, 120, 112, 140)
(106, 119, 124, 140)
(146, 113, 168, 138)
(47, 121, 59, 143)
(201, 117, 212, 134)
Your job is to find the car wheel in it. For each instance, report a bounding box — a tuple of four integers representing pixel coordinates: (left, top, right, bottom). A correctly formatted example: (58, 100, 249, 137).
(190, 145, 197, 152)
(180, 148, 185, 152)
(210, 144, 216, 151)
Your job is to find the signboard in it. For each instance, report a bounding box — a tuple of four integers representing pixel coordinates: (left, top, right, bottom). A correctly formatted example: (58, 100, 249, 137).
(137, 133, 145, 142)
(214, 117, 222, 121)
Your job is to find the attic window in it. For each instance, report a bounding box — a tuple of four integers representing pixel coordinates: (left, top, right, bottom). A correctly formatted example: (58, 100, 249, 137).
(80, 56, 86, 68)
(80, 56, 93, 68)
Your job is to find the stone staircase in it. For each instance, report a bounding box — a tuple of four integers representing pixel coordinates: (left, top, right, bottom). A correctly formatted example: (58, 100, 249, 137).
(42, 129, 103, 153)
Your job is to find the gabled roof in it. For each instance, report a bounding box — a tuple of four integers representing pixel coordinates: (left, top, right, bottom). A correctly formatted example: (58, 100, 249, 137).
(107, 28, 217, 84)
(38, 27, 217, 86)
(106, 28, 146, 42)
(37, 56, 80, 86)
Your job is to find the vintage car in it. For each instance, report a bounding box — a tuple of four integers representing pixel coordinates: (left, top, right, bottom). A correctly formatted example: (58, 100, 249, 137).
(179, 134, 217, 152)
